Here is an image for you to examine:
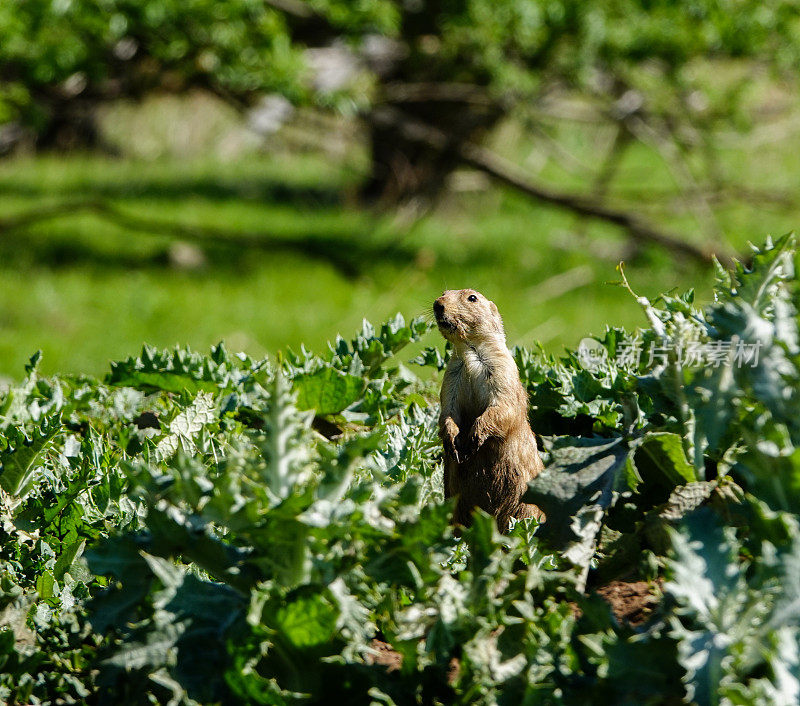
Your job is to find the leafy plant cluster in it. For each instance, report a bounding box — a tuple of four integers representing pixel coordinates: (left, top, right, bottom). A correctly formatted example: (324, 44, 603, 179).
(1, 235, 800, 704)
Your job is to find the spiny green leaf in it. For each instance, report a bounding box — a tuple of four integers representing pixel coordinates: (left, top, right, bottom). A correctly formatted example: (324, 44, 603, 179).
(156, 391, 217, 460)
(0, 413, 61, 500)
(256, 373, 314, 505)
(107, 342, 244, 394)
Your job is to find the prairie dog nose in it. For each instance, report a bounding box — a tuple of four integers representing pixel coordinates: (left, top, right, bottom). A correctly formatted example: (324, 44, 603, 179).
(433, 300, 444, 318)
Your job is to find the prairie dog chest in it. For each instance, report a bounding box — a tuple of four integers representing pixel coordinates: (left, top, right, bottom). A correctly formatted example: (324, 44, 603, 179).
(453, 348, 496, 413)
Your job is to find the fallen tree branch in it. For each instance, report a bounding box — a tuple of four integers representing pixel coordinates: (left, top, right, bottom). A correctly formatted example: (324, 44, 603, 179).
(371, 106, 733, 265)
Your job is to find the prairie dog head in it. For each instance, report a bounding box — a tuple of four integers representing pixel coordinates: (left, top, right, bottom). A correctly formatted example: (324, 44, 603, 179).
(433, 289, 505, 344)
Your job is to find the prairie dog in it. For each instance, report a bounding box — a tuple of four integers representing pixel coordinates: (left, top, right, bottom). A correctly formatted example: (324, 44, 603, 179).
(434, 288, 543, 532)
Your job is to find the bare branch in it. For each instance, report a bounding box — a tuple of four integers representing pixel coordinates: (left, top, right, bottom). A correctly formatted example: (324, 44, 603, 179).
(625, 115, 727, 249)
(370, 107, 730, 265)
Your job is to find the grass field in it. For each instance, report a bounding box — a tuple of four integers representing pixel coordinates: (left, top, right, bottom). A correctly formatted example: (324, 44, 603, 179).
(0, 95, 798, 378)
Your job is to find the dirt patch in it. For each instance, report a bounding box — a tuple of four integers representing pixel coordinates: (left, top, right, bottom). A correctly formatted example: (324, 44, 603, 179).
(367, 638, 402, 672)
(447, 657, 460, 685)
(595, 580, 660, 626)
(368, 582, 659, 676)
(368, 639, 462, 684)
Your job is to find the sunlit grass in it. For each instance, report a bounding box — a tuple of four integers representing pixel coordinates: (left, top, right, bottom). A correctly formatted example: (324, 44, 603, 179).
(0, 98, 798, 377)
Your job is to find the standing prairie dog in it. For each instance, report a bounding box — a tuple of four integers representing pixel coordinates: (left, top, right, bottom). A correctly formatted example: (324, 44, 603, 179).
(434, 289, 544, 532)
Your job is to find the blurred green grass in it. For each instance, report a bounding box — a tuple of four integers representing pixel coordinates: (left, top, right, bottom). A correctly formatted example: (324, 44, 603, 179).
(0, 103, 798, 378)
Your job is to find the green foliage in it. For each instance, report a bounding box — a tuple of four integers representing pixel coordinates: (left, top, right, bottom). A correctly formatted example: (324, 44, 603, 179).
(2, 0, 800, 138)
(666, 509, 800, 704)
(0, 413, 61, 501)
(1, 236, 800, 703)
(107, 342, 246, 394)
(0, 0, 306, 128)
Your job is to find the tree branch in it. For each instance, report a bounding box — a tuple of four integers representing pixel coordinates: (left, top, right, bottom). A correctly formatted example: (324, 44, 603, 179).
(625, 114, 727, 249)
(370, 107, 730, 265)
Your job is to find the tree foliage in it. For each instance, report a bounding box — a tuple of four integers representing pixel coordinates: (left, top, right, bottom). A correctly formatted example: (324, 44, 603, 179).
(2, 1, 799, 152)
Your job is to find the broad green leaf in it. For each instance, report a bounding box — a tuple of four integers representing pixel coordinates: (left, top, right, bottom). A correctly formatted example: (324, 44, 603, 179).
(86, 537, 154, 634)
(102, 624, 184, 671)
(54, 539, 86, 581)
(635, 433, 696, 485)
(632, 432, 697, 502)
(273, 592, 339, 649)
(293, 366, 364, 415)
(36, 571, 56, 600)
(524, 436, 635, 550)
(664, 509, 790, 704)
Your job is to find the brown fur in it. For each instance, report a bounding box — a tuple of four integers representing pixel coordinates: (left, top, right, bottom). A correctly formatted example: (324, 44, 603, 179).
(434, 288, 544, 533)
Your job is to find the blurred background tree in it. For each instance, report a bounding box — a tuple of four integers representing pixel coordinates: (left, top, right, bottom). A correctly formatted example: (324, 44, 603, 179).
(4, 1, 800, 204)
(1, 0, 800, 374)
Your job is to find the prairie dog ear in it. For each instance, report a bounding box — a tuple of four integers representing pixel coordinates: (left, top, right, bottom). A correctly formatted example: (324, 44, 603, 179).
(488, 300, 504, 334)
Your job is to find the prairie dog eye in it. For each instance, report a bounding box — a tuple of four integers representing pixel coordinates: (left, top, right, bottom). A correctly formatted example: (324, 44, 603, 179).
(467, 294, 478, 302)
